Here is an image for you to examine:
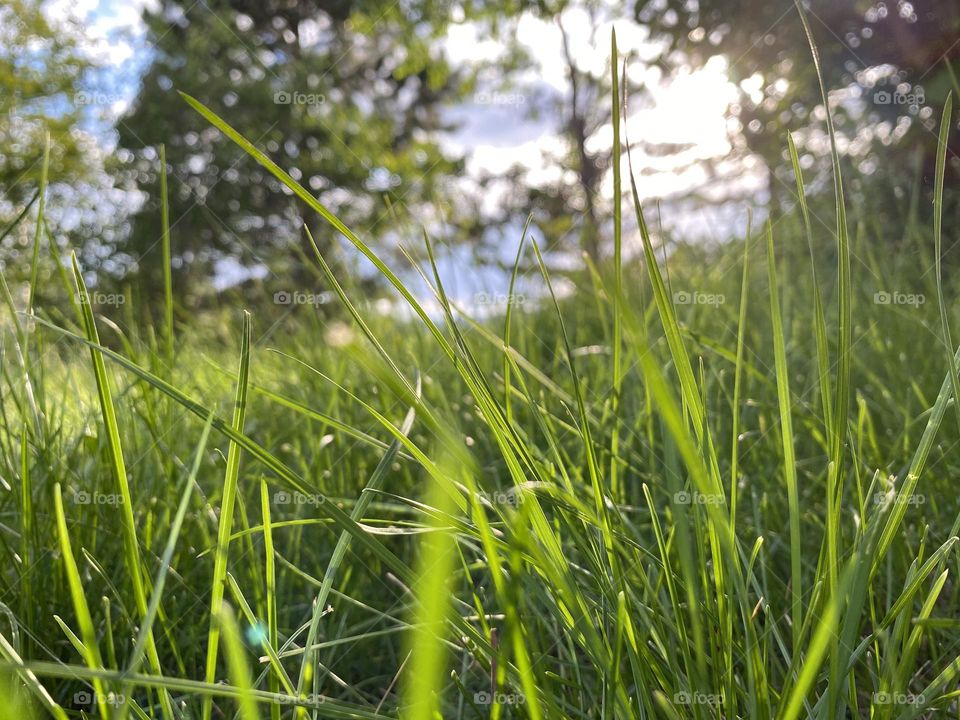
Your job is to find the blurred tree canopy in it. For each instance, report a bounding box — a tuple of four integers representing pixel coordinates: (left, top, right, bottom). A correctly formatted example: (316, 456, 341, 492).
(0, 0, 92, 209)
(6, 0, 960, 299)
(492, 1, 616, 264)
(115, 0, 479, 298)
(634, 0, 960, 214)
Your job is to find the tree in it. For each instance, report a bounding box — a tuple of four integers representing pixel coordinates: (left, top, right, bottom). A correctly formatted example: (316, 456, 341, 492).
(633, 0, 960, 213)
(0, 0, 93, 215)
(114, 0, 473, 300)
(462, 1, 624, 265)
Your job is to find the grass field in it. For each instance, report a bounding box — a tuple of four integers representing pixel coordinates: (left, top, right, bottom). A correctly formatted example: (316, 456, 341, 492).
(3, 32, 960, 720)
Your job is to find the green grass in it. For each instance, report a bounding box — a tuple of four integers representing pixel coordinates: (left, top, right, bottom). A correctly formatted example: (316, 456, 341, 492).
(2, 27, 960, 720)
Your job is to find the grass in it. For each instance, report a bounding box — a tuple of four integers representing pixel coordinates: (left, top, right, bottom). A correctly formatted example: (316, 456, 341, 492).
(2, 24, 960, 720)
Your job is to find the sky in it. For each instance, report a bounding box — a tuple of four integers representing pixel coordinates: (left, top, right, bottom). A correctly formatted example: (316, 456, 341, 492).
(43, 0, 763, 306)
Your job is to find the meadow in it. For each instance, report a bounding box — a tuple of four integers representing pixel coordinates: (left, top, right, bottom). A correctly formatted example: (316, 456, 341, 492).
(2, 31, 960, 720)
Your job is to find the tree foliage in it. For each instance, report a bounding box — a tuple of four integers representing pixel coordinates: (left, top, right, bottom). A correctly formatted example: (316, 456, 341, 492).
(115, 0, 473, 295)
(634, 0, 960, 207)
(0, 0, 92, 208)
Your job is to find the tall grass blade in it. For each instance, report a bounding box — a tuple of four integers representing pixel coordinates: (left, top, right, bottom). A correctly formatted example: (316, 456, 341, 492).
(932, 95, 959, 433)
(765, 220, 802, 650)
(70, 254, 174, 720)
(53, 483, 110, 719)
(202, 311, 251, 720)
(160, 144, 175, 369)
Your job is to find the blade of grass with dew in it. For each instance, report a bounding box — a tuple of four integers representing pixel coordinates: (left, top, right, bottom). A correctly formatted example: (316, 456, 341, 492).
(202, 311, 251, 720)
(70, 253, 174, 720)
(52, 482, 110, 719)
(766, 219, 803, 651)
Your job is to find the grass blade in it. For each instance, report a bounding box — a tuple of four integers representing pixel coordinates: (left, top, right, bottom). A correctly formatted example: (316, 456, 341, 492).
(53, 483, 111, 719)
(202, 311, 252, 720)
(160, 144, 175, 369)
(70, 253, 174, 720)
(766, 220, 802, 650)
